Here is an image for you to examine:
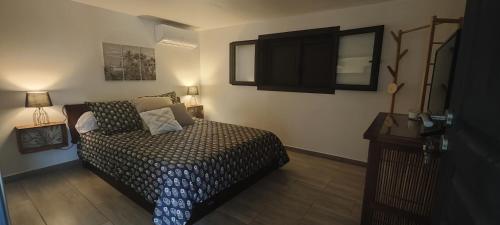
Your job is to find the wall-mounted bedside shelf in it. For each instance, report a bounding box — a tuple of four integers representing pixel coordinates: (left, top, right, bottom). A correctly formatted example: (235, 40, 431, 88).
(186, 105, 204, 119)
(15, 122, 68, 154)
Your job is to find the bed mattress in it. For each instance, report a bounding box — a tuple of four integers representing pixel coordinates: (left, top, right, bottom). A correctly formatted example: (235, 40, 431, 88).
(78, 118, 289, 225)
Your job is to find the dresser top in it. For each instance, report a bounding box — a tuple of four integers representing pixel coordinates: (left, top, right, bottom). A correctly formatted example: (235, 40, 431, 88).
(364, 113, 424, 146)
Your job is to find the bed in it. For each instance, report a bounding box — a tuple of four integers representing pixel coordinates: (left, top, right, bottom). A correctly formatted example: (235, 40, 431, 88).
(64, 104, 289, 225)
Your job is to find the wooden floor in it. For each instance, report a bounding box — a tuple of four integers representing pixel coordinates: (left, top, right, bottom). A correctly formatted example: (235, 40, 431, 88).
(5, 151, 366, 225)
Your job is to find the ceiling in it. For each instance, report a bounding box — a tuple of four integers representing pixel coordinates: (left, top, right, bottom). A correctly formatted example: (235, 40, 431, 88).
(73, 0, 393, 30)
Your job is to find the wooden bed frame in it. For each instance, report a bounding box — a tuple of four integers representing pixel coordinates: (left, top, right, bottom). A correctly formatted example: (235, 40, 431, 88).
(64, 104, 279, 225)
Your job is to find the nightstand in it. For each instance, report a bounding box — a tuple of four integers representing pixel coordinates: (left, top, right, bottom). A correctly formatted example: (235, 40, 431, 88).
(186, 105, 204, 119)
(15, 122, 68, 154)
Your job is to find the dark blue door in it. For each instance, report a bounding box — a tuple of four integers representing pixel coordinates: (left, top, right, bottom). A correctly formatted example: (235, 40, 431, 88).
(0, 171, 9, 225)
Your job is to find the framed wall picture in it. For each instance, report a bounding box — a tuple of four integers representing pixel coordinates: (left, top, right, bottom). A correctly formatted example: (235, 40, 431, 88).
(229, 40, 257, 86)
(336, 25, 384, 91)
(103, 42, 156, 81)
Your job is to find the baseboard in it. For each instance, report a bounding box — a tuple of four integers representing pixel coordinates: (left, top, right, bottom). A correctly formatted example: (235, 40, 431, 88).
(3, 160, 81, 183)
(285, 146, 367, 167)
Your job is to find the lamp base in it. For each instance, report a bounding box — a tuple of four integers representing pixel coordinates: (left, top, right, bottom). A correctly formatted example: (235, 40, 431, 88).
(33, 107, 50, 126)
(189, 96, 199, 106)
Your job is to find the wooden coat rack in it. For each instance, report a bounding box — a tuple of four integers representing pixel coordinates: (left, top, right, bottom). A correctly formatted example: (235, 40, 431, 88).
(387, 25, 429, 113)
(388, 16, 463, 114)
(419, 16, 463, 112)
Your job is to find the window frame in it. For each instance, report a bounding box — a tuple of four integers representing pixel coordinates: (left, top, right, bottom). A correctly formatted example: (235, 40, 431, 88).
(335, 25, 385, 91)
(255, 27, 340, 94)
(229, 40, 257, 86)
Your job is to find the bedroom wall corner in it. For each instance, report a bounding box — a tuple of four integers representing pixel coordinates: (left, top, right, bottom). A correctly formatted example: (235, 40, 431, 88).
(0, 0, 201, 176)
(198, 0, 466, 163)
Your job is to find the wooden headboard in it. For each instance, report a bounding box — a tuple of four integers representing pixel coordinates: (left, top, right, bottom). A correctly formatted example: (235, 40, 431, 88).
(63, 104, 90, 144)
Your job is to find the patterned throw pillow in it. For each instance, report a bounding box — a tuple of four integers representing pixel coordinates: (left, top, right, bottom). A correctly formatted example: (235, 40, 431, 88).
(156, 91, 180, 104)
(85, 101, 142, 135)
(139, 107, 182, 135)
(131, 97, 173, 130)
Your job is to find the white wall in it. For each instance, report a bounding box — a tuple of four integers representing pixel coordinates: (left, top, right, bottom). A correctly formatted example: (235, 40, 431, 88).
(199, 0, 466, 162)
(0, 0, 200, 176)
(0, 0, 466, 176)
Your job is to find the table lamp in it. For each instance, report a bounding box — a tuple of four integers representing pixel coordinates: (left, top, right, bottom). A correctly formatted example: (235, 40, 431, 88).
(25, 91, 52, 126)
(187, 86, 199, 106)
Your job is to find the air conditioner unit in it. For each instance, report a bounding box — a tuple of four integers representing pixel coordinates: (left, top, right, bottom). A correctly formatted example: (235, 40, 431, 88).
(155, 24, 198, 49)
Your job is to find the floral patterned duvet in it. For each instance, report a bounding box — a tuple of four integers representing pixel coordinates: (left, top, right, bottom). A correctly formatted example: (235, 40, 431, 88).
(78, 119, 289, 225)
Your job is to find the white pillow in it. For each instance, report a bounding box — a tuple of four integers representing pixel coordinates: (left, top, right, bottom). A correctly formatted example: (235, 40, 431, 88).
(140, 107, 182, 135)
(130, 97, 173, 130)
(75, 111, 98, 134)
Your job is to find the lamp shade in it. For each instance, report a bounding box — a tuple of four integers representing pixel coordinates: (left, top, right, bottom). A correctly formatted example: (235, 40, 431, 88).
(25, 91, 53, 108)
(187, 86, 199, 95)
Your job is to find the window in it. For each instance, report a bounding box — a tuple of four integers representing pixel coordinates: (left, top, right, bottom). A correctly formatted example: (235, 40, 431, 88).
(336, 25, 384, 91)
(255, 27, 340, 94)
(230, 25, 384, 93)
(229, 40, 257, 86)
